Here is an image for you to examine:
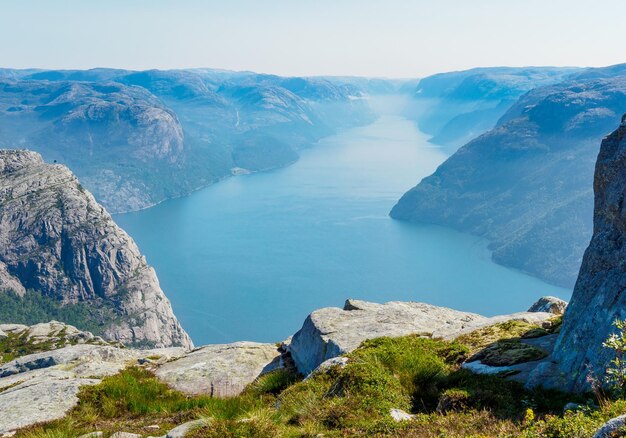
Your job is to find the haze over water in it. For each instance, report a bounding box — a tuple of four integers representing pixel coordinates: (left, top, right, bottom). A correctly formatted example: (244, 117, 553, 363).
(116, 107, 570, 345)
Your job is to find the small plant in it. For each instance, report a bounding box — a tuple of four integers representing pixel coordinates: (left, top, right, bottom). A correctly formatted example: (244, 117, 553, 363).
(602, 318, 626, 397)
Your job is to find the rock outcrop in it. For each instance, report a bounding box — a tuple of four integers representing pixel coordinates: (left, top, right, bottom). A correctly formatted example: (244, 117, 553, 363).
(0, 150, 192, 348)
(527, 296, 568, 315)
(0, 342, 186, 434)
(288, 299, 553, 375)
(155, 342, 284, 397)
(540, 115, 626, 392)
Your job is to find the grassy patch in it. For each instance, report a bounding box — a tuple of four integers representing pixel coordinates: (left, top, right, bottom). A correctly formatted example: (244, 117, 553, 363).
(13, 332, 616, 438)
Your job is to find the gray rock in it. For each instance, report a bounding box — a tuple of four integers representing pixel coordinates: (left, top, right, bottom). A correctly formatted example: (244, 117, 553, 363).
(542, 117, 626, 392)
(77, 433, 104, 438)
(592, 414, 626, 438)
(0, 150, 192, 349)
(390, 408, 414, 422)
(563, 402, 582, 413)
(0, 374, 100, 434)
(528, 296, 568, 315)
(156, 342, 283, 397)
(462, 361, 517, 376)
(166, 419, 211, 438)
(305, 357, 349, 380)
(0, 343, 189, 433)
(288, 299, 554, 375)
(110, 433, 142, 438)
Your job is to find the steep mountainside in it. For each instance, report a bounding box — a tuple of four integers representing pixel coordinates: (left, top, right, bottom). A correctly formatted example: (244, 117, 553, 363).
(391, 76, 626, 287)
(0, 150, 192, 348)
(0, 68, 376, 213)
(543, 115, 626, 392)
(408, 67, 580, 148)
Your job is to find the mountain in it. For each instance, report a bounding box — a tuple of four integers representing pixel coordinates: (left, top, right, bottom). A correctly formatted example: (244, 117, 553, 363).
(407, 66, 580, 148)
(540, 115, 626, 392)
(0, 150, 192, 348)
(391, 75, 626, 288)
(0, 68, 377, 213)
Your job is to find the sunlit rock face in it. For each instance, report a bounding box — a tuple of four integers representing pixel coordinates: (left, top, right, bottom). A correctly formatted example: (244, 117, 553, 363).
(0, 150, 192, 349)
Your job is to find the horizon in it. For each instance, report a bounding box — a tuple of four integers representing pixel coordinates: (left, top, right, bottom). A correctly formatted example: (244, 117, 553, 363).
(3, 0, 626, 78)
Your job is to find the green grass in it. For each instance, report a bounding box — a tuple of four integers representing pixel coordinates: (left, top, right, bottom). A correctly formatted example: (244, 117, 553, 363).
(14, 326, 620, 438)
(0, 289, 118, 337)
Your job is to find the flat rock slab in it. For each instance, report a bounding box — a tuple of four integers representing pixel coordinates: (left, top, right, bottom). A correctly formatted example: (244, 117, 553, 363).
(288, 299, 554, 375)
(0, 374, 100, 433)
(155, 342, 283, 397)
(0, 344, 187, 434)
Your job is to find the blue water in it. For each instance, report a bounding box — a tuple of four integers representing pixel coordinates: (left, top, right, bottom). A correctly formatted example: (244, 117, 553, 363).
(115, 114, 570, 345)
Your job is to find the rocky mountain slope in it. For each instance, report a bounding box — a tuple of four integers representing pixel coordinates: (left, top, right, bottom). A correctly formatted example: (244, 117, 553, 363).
(0, 68, 377, 213)
(537, 115, 626, 392)
(0, 150, 192, 348)
(407, 66, 580, 148)
(392, 75, 626, 287)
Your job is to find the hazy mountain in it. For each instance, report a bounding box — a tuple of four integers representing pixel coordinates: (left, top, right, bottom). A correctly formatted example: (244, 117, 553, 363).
(0, 68, 377, 213)
(407, 66, 581, 149)
(391, 74, 626, 288)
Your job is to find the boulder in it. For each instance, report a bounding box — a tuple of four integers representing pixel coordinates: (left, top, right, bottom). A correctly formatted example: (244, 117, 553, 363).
(592, 414, 626, 438)
(288, 299, 554, 375)
(390, 408, 414, 422)
(528, 296, 568, 315)
(155, 342, 283, 397)
(166, 419, 211, 438)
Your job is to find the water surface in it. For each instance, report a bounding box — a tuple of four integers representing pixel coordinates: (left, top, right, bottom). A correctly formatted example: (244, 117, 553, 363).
(116, 115, 570, 345)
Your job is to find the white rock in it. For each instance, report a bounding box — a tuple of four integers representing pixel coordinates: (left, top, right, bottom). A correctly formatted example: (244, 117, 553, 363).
(528, 296, 568, 315)
(166, 419, 210, 437)
(156, 342, 283, 397)
(289, 299, 555, 375)
(390, 408, 414, 422)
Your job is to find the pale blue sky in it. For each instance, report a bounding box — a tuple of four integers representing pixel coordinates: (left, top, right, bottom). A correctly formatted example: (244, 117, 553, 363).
(2, 0, 625, 77)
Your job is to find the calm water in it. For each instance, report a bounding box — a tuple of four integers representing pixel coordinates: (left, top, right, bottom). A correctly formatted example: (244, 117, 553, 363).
(115, 114, 570, 345)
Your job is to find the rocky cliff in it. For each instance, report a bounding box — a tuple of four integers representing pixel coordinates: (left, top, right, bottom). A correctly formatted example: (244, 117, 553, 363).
(540, 115, 626, 392)
(0, 150, 192, 348)
(392, 76, 626, 287)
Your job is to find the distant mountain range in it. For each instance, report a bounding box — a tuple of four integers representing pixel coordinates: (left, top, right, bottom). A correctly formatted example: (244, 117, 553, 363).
(0, 68, 378, 213)
(392, 64, 626, 288)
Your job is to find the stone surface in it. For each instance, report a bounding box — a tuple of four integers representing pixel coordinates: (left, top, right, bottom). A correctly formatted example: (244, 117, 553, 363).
(288, 298, 554, 375)
(0, 150, 192, 349)
(110, 433, 141, 438)
(390, 408, 414, 422)
(528, 296, 568, 315)
(542, 116, 626, 392)
(0, 343, 186, 433)
(592, 414, 626, 438)
(155, 342, 283, 397)
(166, 419, 211, 438)
(305, 357, 349, 380)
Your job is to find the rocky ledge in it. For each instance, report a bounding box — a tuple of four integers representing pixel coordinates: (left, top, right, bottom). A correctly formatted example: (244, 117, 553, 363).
(0, 297, 566, 434)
